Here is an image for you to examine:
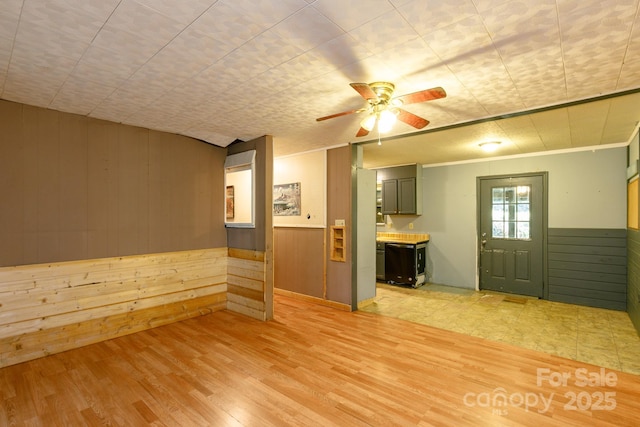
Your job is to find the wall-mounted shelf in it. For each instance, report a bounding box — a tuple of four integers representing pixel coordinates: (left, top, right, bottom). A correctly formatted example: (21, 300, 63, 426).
(330, 225, 346, 262)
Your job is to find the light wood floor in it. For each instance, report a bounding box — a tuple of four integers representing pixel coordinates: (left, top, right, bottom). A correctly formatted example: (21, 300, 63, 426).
(2, 295, 640, 426)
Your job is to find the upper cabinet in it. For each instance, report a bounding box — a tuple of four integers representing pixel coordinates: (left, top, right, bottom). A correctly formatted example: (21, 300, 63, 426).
(377, 164, 423, 215)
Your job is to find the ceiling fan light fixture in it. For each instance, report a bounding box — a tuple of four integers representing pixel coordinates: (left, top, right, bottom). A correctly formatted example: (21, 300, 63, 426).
(479, 141, 501, 152)
(361, 113, 377, 131)
(378, 109, 397, 133)
(316, 81, 446, 138)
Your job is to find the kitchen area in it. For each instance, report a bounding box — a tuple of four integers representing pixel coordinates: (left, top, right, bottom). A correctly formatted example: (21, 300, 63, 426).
(375, 164, 430, 288)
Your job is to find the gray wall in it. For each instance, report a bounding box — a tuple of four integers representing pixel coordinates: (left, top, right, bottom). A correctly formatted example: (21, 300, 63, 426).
(382, 147, 627, 289)
(628, 229, 640, 330)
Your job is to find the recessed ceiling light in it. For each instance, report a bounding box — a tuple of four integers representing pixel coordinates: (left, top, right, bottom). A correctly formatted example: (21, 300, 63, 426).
(479, 141, 501, 152)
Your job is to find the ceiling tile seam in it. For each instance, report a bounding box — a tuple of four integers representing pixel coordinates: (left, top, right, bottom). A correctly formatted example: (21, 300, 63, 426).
(36, 2, 135, 111)
(475, 15, 525, 110)
(84, 2, 203, 116)
(326, 1, 414, 39)
(50, 1, 125, 115)
(1, 0, 26, 97)
(124, 3, 318, 118)
(79, 2, 253, 121)
(554, 0, 570, 101)
(135, 0, 215, 27)
(177, 33, 371, 122)
(205, 2, 316, 64)
(616, 0, 640, 90)
(595, 102, 613, 148)
(408, 13, 494, 120)
(110, 1, 373, 125)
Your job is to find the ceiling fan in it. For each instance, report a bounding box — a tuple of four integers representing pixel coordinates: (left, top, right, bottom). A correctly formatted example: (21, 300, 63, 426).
(316, 82, 446, 137)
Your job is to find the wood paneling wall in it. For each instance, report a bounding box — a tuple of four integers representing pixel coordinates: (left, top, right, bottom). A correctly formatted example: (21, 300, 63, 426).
(548, 228, 627, 310)
(274, 227, 325, 298)
(628, 176, 640, 334)
(628, 229, 640, 333)
(0, 100, 244, 368)
(0, 248, 227, 368)
(326, 146, 353, 306)
(0, 99, 227, 267)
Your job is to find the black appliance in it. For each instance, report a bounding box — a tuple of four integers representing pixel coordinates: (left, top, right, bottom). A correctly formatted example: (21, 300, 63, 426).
(376, 241, 385, 281)
(385, 242, 426, 287)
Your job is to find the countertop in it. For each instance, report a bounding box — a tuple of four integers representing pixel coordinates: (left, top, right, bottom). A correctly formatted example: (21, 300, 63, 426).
(376, 232, 430, 244)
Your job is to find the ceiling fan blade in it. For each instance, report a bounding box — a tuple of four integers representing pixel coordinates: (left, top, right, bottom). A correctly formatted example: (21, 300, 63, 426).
(396, 108, 430, 129)
(394, 87, 446, 105)
(350, 83, 378, 100)
(316, 109, 360, 121)
(355, 127, 370, 137)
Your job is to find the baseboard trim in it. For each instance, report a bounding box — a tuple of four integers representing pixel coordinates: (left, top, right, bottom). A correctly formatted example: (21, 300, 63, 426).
(274, 288, 352, 312)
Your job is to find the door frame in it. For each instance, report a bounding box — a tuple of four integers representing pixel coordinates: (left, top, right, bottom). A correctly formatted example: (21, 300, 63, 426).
(476, 172, 549, 299)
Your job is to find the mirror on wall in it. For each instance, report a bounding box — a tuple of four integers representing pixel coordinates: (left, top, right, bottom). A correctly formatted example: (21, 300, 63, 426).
(224, 150, 256, 228)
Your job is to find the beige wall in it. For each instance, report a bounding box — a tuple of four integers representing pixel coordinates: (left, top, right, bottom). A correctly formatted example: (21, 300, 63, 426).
(274, 145, 353, 308)
(0, 99, 227, 267)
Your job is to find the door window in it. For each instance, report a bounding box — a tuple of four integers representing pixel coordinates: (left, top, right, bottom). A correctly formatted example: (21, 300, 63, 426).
(491, 186, 531, 240)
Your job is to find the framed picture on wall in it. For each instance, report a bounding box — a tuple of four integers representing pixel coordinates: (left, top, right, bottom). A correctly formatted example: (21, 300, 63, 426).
(226, 186, 234, 219)
(273, 182, 301, 216)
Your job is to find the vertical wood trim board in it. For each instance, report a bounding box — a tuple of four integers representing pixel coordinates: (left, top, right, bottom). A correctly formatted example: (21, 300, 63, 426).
(0, 248, 227, 368)
(227, 248, 267, 321)
(628, 229, 640, 334)
(628, 178, 639, 230)
(548, 228, 627, 310)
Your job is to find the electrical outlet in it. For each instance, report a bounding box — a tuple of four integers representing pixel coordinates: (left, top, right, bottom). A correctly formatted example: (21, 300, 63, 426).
(409, 223, 414, 230)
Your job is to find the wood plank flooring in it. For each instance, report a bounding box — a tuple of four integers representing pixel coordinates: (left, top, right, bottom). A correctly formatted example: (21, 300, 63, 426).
(2, 295, 640, 426)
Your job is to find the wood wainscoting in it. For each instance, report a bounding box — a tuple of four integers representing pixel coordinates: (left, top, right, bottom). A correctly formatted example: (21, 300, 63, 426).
(0, 248, 227, 368)
(548, 228, 627, 310)
(227, 248, 268, 321)
(629, 229, 640, 334)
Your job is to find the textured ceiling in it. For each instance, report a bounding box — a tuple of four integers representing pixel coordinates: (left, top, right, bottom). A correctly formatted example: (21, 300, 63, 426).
(1, 0, 640, 168)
